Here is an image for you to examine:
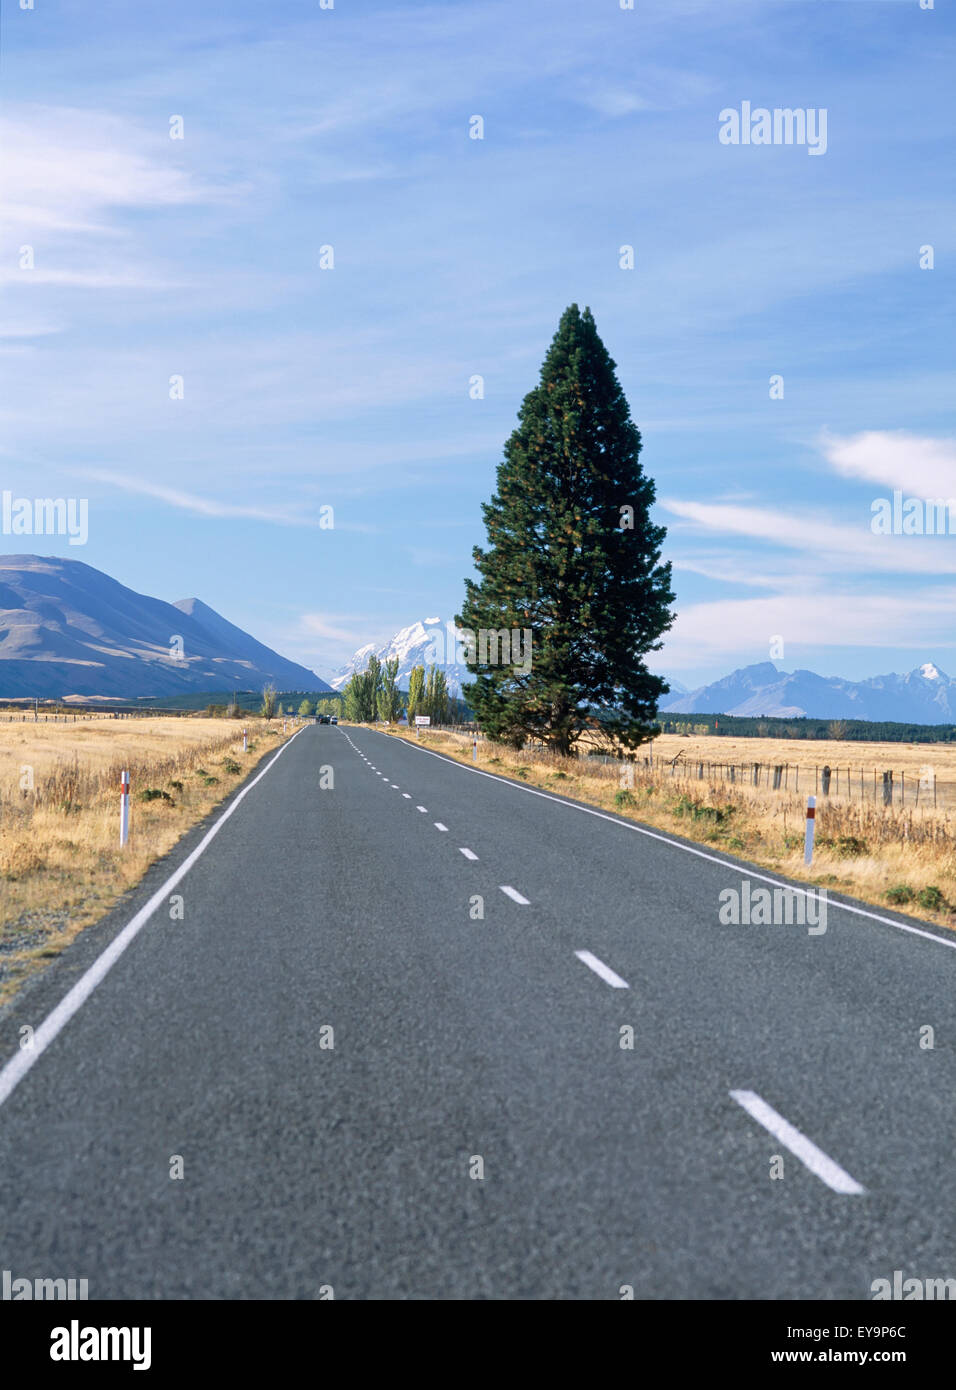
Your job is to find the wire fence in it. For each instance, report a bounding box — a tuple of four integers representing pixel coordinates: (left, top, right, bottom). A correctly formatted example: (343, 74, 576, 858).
(424, 726, 948, 811)
(632, 754, 943, 808)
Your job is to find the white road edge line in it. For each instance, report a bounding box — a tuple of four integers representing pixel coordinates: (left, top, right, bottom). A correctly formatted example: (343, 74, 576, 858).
(0, 725, 310, 1111)
(499, 885, 530, 905)
(574, 949, 629, 989)
(384, 732, 956, 955)
(459, 848, 479, 860)
(730, 1089, 865, 1195)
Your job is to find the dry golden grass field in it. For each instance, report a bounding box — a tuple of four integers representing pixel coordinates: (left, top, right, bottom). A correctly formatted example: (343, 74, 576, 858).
(385, 726, 956, 931)
(650, 732, 956, 808)
(0, 715, 295, 1005)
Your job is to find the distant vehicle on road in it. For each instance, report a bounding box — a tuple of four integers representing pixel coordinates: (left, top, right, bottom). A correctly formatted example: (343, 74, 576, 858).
(330, 716, 338, 724)
(318, 714, 331, 724)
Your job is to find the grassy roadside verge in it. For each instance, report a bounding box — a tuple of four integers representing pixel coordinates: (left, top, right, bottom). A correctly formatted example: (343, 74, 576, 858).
(0, 719, 297, 1006)
(377, 725, 956, 933)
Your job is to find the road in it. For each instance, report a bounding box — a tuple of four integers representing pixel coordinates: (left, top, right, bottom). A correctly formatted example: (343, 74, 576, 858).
(1, 722, 955, 1300)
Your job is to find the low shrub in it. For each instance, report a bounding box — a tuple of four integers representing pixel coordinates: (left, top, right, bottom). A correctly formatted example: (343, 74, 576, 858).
(672, 794, 733, 825)
(885, 884, 914, 905)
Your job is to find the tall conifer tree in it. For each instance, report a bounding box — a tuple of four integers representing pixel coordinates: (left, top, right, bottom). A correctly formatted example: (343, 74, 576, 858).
(457, 304, 674, 754)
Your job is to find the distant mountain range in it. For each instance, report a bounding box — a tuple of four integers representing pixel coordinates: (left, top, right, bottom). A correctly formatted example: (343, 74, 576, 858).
(0, 555, 330, 698)
(332, 624, 956, 726)
(331, 618, 472, 697)
(661, 661, 956, 724)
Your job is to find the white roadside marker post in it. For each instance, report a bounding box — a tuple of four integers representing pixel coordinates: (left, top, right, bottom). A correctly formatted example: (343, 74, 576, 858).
(242, 728, 247, 752)
(119, 770, 130, 848)
(804, 795, 816, 865)
(473, 736, 478, 763)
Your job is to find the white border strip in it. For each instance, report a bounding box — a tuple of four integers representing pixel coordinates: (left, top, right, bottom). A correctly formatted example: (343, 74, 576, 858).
(730, 1089, 865, 1194)
(382, 731, 956, 954)
(0, 726, 308, 1111)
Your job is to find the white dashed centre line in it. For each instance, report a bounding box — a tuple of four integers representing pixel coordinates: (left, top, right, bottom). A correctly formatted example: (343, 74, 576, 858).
(459, 848, 479, 861)
(729, 1090, 865, 1195)
(574, 950, 629, 989)
(416, 806, 428, 813)
(402, 793, 411, 799)
(391, 783, 400, 788)
(499, 886, 530, 905)
(434, 822, 449, 832)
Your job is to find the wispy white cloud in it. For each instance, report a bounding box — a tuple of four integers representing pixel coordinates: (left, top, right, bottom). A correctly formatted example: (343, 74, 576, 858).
(821, 429, 956, 498)
(0, 107, 209, 233)
(661, 497, 956, 575)
(296, 613, 366, 644)
(0, 316, 65, 338)
(86, 471, 326, 526)
(0, 105, 218, 298)
(663, 587, 956, 669)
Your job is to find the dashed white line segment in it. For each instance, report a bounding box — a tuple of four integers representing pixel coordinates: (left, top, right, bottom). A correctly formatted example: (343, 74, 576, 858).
(499, 886, 530, 905)
(729, 1090, 865, 1195)
(574, 950, 629, 989)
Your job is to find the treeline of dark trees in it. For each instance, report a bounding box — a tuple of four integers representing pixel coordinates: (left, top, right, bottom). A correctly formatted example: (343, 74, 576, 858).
(659, 714, 956, 744)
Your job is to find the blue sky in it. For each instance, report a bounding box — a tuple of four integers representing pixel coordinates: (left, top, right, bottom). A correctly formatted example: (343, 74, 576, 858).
(1, 0, 953, 686)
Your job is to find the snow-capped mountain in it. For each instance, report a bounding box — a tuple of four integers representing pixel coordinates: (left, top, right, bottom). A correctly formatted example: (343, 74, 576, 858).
(661, 661, 956, 723)
(331, 618, 472, 697)
(333, 629, 956, 724)
(332, 619, 692, 703)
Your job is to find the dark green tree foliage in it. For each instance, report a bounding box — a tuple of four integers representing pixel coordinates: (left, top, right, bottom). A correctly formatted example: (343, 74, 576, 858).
(343, 654, 382, 722)
(406, 664, 425, 720)
(376, 656, 403, 723)
(424, 664, 448, 723)
(457, 305, 675, 754)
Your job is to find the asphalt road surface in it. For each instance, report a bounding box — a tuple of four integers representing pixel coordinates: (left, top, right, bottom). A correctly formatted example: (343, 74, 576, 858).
(1, 723, 955, 1300)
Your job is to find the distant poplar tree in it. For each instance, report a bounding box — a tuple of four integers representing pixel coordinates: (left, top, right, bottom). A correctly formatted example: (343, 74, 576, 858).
(376, 657, 403, 723)
(407, 664, 425, 720)
(431, 667, 448, 723)
(344, 655, 383, 722)
(422, 663, 448, 722)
